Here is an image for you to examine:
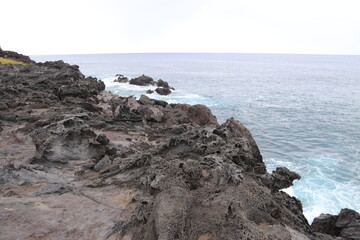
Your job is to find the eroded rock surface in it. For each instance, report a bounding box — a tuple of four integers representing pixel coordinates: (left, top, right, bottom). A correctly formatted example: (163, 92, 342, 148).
(312, 208, 360, 239)
(0, 52, 348, 240)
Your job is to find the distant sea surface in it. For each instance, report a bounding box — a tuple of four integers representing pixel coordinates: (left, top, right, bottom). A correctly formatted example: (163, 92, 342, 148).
(32, 53, 360, 222)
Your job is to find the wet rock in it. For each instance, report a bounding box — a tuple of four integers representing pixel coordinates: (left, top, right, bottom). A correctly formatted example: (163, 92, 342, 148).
(146, 89, 154, 94)
(114, 74, 129, 83)
(261, 167, 301, 192)
(155, 87, 172, 95)
(312, 208, 360, 239)
(157, 79, 169, 88)
(129, 74, 156, 86)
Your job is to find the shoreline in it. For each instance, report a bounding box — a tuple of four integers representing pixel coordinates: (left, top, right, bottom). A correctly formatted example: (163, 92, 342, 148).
(0, 49, 359, 239)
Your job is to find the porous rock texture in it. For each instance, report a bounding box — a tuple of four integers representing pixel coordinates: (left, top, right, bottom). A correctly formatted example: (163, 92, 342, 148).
(0, 52, 354, 240)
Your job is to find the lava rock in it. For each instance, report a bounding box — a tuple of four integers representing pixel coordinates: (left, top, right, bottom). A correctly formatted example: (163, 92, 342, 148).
(261, 167, 301, 192)
(312, 208, 360, 239)
(114, 74, 128, 83)
(157, 79, 169, 88)
(129, 74, 156, 86)
(155, 87, 172, 95)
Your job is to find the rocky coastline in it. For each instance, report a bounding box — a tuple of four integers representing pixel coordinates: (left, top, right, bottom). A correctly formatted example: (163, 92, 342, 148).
(0, 49, 359, 240)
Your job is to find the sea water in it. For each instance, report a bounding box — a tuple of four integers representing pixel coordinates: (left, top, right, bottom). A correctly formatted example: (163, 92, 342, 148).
(32, 53, 360, 222)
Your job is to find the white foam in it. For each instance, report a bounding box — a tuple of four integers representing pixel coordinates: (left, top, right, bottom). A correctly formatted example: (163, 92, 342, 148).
(265, 155, 360, 223)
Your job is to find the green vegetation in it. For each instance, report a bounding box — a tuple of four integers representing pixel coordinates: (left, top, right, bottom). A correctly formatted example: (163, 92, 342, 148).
(0, 57, 28, 65)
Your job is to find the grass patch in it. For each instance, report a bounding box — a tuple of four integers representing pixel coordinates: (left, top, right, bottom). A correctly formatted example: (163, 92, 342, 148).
(0, 57, 28, 65)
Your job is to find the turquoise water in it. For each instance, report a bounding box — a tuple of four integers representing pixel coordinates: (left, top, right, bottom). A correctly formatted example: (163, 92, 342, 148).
(32, 53, 360, 222)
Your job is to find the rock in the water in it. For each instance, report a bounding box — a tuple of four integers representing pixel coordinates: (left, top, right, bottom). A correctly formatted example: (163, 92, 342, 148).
(146, 89, 154, 94)
(114, 74, 128, 83)
(129, 74, 156, 86)
(157, 79, 169, 88)
(155, 87, 172, 95)
(261, 167, 301, 192)
(312, 208, 360, 239)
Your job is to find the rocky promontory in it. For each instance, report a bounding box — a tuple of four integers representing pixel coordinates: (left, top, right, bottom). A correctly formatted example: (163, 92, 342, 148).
(0, 51, 359, 240)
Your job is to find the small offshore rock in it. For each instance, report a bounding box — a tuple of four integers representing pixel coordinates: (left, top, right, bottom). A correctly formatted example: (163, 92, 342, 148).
(155, 87, 172, 95)
(114, 74, 128, 83)
(157, 79, 169, 88)
(129, 74, 156, 86)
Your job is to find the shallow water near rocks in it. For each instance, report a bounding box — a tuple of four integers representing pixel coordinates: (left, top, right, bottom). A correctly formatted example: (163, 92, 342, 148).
(32, 53, 360, 222)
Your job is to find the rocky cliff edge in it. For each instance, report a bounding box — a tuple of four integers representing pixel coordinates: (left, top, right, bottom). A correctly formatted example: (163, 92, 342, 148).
(0, 51, 358, 240)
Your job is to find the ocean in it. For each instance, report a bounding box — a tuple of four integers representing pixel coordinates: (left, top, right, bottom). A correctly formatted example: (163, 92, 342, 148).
(31, 53, 360, 222)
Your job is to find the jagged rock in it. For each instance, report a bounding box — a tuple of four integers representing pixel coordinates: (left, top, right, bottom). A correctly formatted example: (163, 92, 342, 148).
(312, 208, 360, 239)
(0, 50, 345, 240)
(261, 167, 301, 192)
(187, 104, 218, 127)
(31, 117, 108, 163)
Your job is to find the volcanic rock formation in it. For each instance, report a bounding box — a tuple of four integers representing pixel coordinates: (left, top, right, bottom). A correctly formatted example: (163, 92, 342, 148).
(0, 51, 357, 240)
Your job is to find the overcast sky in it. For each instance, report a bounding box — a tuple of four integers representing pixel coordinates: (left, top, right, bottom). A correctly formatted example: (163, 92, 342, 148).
(1, 0, 360, 55)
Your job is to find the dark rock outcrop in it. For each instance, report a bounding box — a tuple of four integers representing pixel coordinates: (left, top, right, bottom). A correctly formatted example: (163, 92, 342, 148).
(1, 50, 353, 240)
(129, 74, 156, 86)
(126, 75, 175, 95)
(312, 208, 360, 239)
(157, 79, 169, 88)
(114, 74, 128, 83)
(261, 167, 301, 192)
(155, 87, 172, 95)
(0, 47, 35, 64)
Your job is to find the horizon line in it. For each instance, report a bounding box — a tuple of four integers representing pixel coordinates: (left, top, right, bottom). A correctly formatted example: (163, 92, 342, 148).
(29, 51, 360, 57)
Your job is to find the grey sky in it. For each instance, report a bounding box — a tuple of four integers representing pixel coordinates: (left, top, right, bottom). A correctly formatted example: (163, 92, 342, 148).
(1, 0, 360, 55)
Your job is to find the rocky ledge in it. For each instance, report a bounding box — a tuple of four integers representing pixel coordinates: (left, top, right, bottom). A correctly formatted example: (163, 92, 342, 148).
(0, 51, 359, 240)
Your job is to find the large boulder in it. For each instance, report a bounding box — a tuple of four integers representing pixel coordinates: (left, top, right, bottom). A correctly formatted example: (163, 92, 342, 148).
(312, 208, 360, 239)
